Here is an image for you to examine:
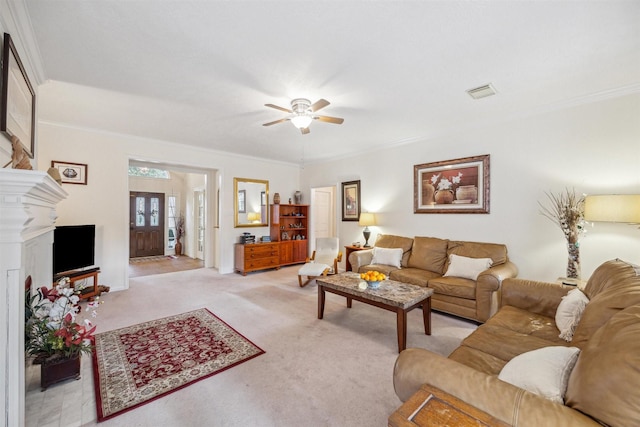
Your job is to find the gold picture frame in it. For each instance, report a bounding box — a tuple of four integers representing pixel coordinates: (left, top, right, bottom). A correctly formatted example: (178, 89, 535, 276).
(414, 155, 490, 214)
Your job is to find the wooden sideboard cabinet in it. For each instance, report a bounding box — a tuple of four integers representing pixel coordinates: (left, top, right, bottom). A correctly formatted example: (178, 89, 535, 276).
(234, 243, 280, 275)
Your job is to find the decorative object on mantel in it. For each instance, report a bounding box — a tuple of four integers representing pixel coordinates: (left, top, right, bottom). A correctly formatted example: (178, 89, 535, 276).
(539, 188, 587, 279)
(294, 190, 302, 204)
(47, 167, 62, 184)
(9, 135, 32, 169)
(273, 192, 280, 204)
(25, 276, 102, 390)
(414, 155, 490, 214)
(175, 213, 185, 256)
(51, 160, 88, 185)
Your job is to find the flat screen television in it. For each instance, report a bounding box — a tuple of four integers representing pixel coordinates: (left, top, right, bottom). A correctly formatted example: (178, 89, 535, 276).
(53, 225, 96, 277)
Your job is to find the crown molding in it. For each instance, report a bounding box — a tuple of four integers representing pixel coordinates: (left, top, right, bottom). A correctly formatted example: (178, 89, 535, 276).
(0, 0, 46, 85)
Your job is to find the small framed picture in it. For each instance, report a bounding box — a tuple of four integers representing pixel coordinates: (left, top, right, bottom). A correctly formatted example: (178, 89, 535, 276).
(341, 180, 361, 221)
(51, 161, 88, 185)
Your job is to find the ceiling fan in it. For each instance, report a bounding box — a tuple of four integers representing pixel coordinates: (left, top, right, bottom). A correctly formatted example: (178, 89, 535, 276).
(262, 98, 344, 134)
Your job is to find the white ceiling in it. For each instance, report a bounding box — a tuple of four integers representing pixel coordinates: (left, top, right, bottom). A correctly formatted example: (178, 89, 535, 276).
(24, 1, 640, 165)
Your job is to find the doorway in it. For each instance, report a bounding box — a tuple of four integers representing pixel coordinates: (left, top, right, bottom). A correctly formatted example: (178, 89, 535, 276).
(310, 186, 337, 252)
(129, 192, 165, 258)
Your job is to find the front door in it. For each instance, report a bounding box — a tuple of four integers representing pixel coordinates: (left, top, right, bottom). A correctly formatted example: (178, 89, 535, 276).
(130, 192, 165, 258)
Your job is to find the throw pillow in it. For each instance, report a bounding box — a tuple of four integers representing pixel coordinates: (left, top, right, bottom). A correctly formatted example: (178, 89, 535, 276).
(555, 288, 589, 342)
(498, 346, 581, 404)
(370, 247, 403, 268)
(443, 254, 492, 280)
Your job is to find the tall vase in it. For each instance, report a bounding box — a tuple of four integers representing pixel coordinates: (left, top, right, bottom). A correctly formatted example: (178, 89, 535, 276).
(566, 241, 580, 279)
(422, 182, 435, 205)
(175, 240, 183, 256)
(434, 190, 454, 204)
(40, 354, 81, 391)
(294, 191, 302, 204)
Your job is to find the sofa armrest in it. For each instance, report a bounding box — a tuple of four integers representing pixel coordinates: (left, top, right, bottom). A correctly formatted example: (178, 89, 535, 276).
(474, 261, 518, 322)
(501, 278, 570, 318)
(348, 249, 373, 272)
(393, 348, 600, 426)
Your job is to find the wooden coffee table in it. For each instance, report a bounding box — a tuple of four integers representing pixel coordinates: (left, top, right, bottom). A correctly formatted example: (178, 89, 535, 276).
(317, 272, 434, 353)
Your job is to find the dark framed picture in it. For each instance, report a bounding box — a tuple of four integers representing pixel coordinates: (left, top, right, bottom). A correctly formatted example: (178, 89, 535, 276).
(1, 33, 36, 158)
(414, 154, 490, 214)
(341, 180, 361, 221)
(238, 189, 246, 213)
(51, 161, 88, 185)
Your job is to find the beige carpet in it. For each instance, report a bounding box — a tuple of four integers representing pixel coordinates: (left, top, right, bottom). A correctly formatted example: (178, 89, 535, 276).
(26, 266, 477, 427)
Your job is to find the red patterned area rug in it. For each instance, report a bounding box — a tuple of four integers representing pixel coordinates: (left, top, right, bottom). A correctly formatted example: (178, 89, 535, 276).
(92, 308, 264, 422)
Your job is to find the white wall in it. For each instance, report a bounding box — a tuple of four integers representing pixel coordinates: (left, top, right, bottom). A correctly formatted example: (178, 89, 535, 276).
(36, 117, 301, 291)
(301, 93, 640, 281)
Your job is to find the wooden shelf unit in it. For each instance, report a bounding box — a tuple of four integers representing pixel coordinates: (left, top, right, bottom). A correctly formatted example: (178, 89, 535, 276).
(270, 204, 309, 266)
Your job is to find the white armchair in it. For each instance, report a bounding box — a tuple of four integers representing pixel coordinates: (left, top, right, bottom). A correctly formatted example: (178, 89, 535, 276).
(297, 237, 342, 287)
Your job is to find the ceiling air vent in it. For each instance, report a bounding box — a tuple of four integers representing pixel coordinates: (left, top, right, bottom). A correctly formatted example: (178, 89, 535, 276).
(466, 83, 497, 100)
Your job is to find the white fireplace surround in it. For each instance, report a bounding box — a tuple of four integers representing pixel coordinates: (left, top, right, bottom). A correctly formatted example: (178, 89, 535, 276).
(0, 169, 67, 427)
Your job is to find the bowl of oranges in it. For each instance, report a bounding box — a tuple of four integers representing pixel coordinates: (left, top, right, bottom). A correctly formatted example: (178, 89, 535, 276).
(360, 271, 386, 289)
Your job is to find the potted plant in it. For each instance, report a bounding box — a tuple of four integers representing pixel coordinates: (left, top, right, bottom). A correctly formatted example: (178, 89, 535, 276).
(25, 277, 101, 390)
(175, 213, 185, 256)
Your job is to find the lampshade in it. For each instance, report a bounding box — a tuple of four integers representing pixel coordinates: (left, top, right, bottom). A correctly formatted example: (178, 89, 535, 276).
(358, 212, 376, 227)
(584, 195, 640, 223)
(291, 115, 313, 129)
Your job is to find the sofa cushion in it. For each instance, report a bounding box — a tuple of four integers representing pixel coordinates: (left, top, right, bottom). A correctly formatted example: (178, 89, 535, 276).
(565, 305, 640, 427)
(446, 241, 507, 267)
(389, 268, 440, 288)
(428, 276, 477, 300)
(407, 236, 448, 274)
(374, 234, 414, 267)
(498, 346, 580, 405)
(571, 259, 640, 348)
(359, 264, 399, 276)
(555, 288, 589, 342)
(443, 254, 492, 280)
(370, 247, 403, 268)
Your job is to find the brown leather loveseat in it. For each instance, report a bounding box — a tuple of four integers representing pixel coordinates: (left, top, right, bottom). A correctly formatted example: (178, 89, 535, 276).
(393, 259, 640, 426)
(349, 234, 518, 322)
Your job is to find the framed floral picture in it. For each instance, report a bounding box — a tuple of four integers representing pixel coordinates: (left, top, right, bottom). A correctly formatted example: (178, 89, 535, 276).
(341, 180, 361, 221)
(414, 154, 490, 214)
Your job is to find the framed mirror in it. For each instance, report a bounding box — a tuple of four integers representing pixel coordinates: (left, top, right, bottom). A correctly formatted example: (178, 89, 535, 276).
(234, 177, 269, 227)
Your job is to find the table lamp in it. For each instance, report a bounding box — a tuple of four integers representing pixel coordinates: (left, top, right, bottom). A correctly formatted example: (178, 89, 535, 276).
(359, 212, 376, 247)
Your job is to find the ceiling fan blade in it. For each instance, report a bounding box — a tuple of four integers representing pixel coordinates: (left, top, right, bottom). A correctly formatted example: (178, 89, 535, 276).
(262, 118, 290, 127)
(265, 103, 292, 113)
(301, 127, 310, 135)
(315, 115, 344, 124)
(310, 99, 330, 112)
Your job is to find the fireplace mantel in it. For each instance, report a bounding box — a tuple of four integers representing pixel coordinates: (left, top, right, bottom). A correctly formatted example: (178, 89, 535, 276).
(0, 169, 67, 427)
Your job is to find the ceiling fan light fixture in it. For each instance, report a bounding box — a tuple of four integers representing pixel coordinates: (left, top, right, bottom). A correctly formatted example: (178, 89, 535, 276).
(291, 114, 313, 129)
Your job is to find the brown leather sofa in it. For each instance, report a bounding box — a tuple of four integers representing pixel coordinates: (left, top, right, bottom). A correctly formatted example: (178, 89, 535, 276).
(393, 259, 640, 427)
(349, 234, 518, 322)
